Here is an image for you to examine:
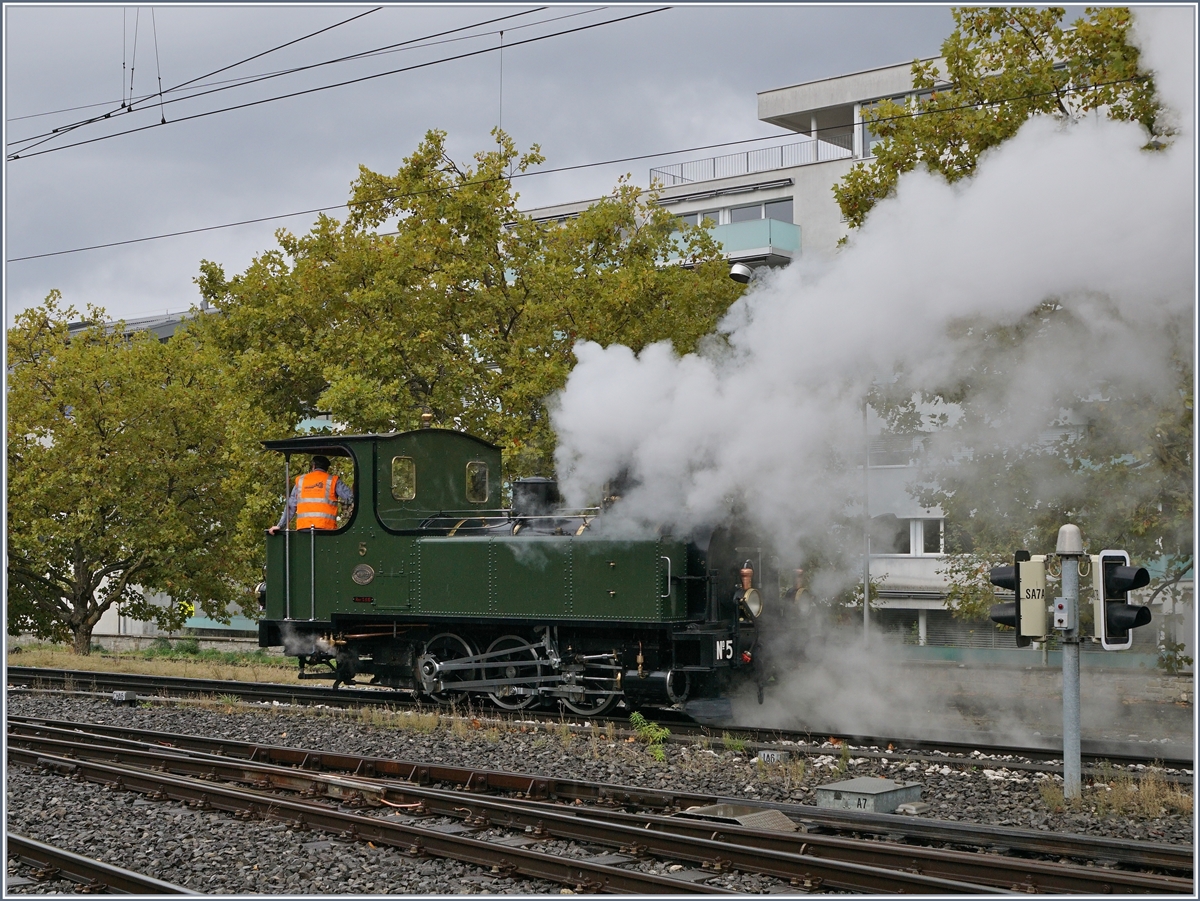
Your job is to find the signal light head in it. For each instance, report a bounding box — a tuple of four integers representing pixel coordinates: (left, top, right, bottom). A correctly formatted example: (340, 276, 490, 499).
(988, 550, 1032, 648)
(989, 565, 1017, 592)
(1103, 564, 1150, 598)
(1096, 551, 1153, 650)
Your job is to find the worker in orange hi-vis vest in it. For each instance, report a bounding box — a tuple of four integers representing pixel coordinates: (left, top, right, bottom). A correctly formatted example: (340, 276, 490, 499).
(267, 455, 354, 534)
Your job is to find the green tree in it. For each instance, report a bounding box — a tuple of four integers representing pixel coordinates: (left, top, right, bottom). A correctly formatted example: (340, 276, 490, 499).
(195, 128, 741, 477)
(834, 7, 1164, 229)
(6, 294, 253, 653)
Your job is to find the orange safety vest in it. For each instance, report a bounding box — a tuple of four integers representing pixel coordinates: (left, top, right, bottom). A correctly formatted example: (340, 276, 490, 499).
(295, 470, 340, 530)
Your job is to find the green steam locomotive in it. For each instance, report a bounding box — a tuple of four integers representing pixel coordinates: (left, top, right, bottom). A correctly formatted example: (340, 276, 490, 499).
(257, 426, 773, 715)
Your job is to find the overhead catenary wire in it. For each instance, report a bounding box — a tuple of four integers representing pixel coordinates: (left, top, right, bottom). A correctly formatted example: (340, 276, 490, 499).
(8, 6, 579, 150)
(112, 5, 552, 120)
(8, 6, 386, 125)
(5, 7, 597, 127)
(162, 5, 383, 99)
(4, 74, 1150, 265)
(7, 7, 614, 155)
(6, 7, 667, 162)
(134, 6, 573, 115)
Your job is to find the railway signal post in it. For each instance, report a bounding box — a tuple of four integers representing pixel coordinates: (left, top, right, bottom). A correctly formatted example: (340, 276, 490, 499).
(1054, 524, 1084, 801)
(991, 529, 1155, 802)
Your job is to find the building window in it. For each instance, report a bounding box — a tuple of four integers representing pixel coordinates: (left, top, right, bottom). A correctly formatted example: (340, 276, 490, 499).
(922, 519, 943, 554)
(466, 461, 489, 504)
(861, 94, 908, 157)
(730, 204, 762, 223)
(391, 456, 416, 501)
(680, 202, 793, 228)
(763, 198, 794, 223)
(871, 514, 911, 555)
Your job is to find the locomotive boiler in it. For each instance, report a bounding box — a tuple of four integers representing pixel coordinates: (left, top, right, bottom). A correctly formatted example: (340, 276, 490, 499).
(257, 426, 775, 715)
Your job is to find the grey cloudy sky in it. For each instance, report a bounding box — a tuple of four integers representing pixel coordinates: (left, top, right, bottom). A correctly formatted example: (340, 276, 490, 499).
(4, 4, 954, 324)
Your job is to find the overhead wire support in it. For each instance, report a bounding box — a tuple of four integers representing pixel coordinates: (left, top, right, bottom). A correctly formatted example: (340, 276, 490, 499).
(6, 7, 668, 162)
(128, 8, 140, 110)
(152, 7, 166, 124)
(121, 7, 128, 109)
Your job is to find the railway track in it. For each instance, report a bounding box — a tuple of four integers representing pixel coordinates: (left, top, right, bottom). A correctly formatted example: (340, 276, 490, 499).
(8, 666, 1193, 772)
(8, 717, 1193, 894)
(6, 833, 197, 894)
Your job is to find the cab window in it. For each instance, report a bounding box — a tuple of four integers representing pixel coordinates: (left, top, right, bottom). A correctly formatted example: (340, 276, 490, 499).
(391, 456, 416, 501)
(466, 461, 489, 503)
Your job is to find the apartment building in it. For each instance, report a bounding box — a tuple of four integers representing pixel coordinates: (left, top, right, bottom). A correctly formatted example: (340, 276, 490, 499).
(527, 58, 947, 270)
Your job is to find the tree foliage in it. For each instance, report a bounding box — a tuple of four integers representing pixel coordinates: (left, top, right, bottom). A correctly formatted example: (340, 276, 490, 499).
(195, 129, 742, 477)
(6, 294, 254, 653)
(834, 7, 1164, 229)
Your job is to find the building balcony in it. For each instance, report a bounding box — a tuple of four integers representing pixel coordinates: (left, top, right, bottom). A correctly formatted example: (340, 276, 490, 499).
(650, 136, 854, 187)
(870, 554, 951, 597)
(671, 217, 801, 267)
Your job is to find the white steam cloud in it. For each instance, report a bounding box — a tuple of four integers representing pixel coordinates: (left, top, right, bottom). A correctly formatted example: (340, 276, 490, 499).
(552, 8, 1194, 563)
(549, 8, 1194, 734)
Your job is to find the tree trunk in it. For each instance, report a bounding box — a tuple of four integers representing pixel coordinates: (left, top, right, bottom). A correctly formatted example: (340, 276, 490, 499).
(70, 623, 95, 655)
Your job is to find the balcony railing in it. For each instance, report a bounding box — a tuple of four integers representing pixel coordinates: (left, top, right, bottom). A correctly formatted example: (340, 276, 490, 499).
(650, 135, 854, 187)
(668, 218, 801, 262)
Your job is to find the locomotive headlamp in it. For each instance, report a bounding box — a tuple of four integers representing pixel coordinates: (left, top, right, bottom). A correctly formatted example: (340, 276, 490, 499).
(741, 588, 763, 617)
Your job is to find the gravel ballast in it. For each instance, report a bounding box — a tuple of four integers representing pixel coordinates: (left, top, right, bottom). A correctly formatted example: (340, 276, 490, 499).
(6, 694, 1193, 894)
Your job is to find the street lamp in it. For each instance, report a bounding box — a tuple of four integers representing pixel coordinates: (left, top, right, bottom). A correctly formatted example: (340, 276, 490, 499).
(729, 262, 754, 284)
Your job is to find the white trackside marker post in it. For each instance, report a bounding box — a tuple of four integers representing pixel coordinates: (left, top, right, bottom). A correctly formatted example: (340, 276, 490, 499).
(1054, 524, 1083, 801)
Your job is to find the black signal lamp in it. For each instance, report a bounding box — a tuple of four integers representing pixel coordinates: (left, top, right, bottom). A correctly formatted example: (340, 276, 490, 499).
(1096, 551, 1152, 650)
(989, 550, 1032, 648)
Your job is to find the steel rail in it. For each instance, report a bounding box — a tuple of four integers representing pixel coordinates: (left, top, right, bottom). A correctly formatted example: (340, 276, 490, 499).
(8, 666, 1192, 768)
(7, 666, 371, 707)
(649, 708, 1196, 769)
(8, 746, 737, 895)
(7, 730, 1016, 895)
(12, 727, 1186, 896)
(530, 800, 1193, 895)
(5, 833, 199, 894)
(10, 716, 1193, 876)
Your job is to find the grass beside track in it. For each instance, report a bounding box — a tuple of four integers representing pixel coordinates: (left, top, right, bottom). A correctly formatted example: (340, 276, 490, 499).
(6, 643, 297, 685)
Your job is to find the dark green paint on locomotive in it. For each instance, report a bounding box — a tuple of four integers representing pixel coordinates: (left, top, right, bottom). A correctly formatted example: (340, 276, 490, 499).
(262, 429, 688, 626)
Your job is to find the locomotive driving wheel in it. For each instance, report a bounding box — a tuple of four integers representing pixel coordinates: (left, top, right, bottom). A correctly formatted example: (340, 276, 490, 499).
(420, 632, 479, 705)
(560, 661, 621, 717)
(484, 635, 544, 711)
